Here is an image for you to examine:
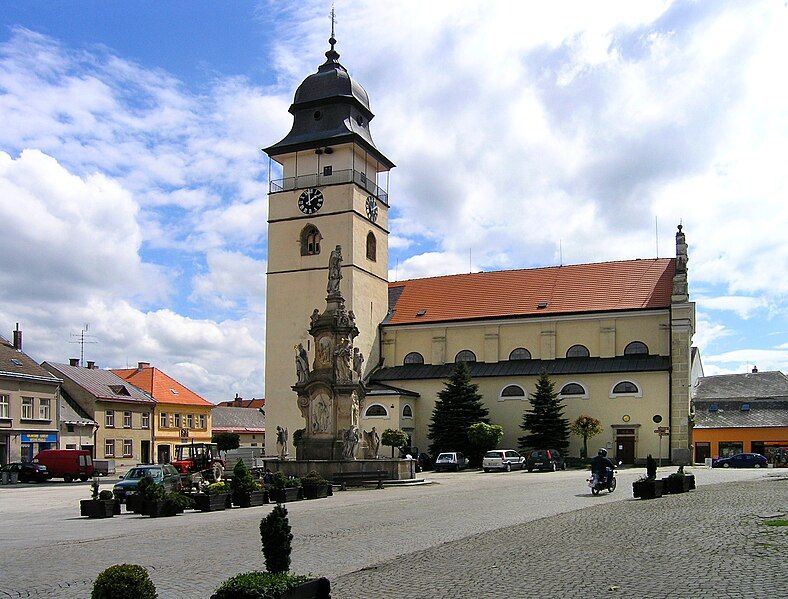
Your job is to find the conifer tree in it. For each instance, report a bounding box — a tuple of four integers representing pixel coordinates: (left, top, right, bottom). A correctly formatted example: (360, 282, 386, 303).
(428, 362, 489, 457)
(518, 372, 569, 452)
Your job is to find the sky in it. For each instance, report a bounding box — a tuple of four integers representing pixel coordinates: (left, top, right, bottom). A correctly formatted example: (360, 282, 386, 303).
(0, 1, 786, 402)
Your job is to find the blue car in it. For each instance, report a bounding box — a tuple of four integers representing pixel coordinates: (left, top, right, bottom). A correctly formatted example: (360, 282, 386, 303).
(712, 453, 768, 468)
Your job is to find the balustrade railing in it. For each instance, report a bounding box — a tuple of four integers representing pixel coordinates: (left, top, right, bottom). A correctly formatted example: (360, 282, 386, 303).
(269, 169, 388, 204)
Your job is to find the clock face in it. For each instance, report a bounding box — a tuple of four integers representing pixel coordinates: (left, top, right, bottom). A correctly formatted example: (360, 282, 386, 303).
(298, 188, 324, 214)
(365, 196, 378, 222)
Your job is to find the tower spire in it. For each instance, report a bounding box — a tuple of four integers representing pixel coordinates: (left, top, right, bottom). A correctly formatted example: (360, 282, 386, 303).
(325, 5, 340, 62)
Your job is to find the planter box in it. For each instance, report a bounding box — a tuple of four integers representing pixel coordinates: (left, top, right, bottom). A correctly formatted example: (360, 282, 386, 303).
(112, 500, 121, 515)
(146, 499, 179, 518)
(126, 494, 146, 514)
(269, 487, 300, 503)
(80, 499, 115, 518)
(632, 479, 664, 500)
(686, 474, 696, 490)
(194, 493, 231, 512)
(281, 577, 331, 599)
(233, 489, 267, 508)
(302, 483, 329, 500)
(663, 476, 692, 494)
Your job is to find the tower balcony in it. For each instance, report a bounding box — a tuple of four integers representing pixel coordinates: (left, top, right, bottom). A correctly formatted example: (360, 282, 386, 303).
(269, 168, 389, 205)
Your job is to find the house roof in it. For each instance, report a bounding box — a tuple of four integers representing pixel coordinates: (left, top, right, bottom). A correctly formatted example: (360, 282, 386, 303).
(0, 336, 60, 383)
(385, 258, 675, 326)
(59, 389, 96, 426)
(216, 398, 266, 408)
(693, 403, 787, 429)
(693, 371, 788, 401)
(211, 406, 265, 433)
(371, 355, 670, 382)
(365, 382, 420, 398)
(112, 366, 213, 407)
(43, 362, 154, 404)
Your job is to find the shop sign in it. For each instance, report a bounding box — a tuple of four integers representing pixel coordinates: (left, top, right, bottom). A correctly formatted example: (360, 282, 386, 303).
(21, 433, 58, 443)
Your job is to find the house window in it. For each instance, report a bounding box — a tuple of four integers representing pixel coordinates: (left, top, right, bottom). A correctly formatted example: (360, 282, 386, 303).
(455, 350, 477, 363)
(142, 413, 150, 429)
(21, 397, 33, 419)
(611, 381, 640, 396)
(174, 413, 181, 428)
(199, 414, 206, 429)
(105, 439, 115, 457)
(66, 444, 76, 450)
(508, 348, 531, 361)
(300, 224, 322, 256)
(560, 383, 587, 398)
(39, 399, 51, 420)
(364, 404, 388, 418)
(105, 410, 115, 428)
(403, 352, 424, 365)
(323, 165, 333, 176)
(123, 439, 133, 457)
(499, 385, 526, 400)
(160, 412, 168, 428)
(66, 424, 75, 432)
(0, 394, 8, 418)
(123, 411, 132, 428)
(624, 341, 649, 355)
(366, 232, 376, 261)
(402, 404, 413, 419)
(566, 345, 590, 358)
(187, 414, 194, 429)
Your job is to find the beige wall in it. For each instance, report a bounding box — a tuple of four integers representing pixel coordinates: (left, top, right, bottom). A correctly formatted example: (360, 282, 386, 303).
(95, 400, 154, 468)
(0, 376, 60, 463)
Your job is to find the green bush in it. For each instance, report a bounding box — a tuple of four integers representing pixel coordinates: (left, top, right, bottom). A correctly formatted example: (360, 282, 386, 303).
(98, 489, 114, 500)
(206, 481, 230, 495)
(300, 470, 327, 488)
(137, 475, 164, 501)
(164, 492, 194, 511)
(646, 455, 658, 480)
(232, 459, 259, 499)
(211, 571, 309, 599)
(260, 504, 293, 574)
(271, 471, 300, 491)
(668, 465, 686, 479)
(92, 564, 157, 599)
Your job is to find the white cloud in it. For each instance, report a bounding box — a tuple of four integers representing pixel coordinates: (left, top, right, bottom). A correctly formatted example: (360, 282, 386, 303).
(696, 296, 770, 320)
(703, 347, 788, 375)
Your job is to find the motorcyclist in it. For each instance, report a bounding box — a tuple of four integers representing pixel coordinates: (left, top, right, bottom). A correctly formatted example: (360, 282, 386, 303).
(590, 448, 615, 486)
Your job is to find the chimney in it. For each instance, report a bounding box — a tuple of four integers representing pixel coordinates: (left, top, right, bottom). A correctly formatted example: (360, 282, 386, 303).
(138, 361, 151, 369)
(752, 365, 758, 373)
(69, 358, 80, 367)
(12, 323, 22, 350)
(234, 393, 243, 406)
(86, 360, 96, 369)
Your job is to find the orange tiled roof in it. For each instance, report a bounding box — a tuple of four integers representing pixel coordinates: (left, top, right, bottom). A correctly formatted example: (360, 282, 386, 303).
(112, 366, 213, 407)
(386, 258, 675, 325)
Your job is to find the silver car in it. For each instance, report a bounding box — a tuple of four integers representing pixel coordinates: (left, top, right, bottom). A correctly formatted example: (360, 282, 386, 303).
(483, 449, 526, 472)
(434, 452, 469, 472)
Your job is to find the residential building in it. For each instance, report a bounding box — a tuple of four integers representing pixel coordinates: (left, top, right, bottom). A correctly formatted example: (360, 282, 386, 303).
(0, 327, 61, 463)
(212, 406, 266, 448)
(692, 368, 788, 463)
(216, 394, 265, 409)
(112, 362, 213, 464)
(58, 391, 96, 451)
(42, 360, 155, 467)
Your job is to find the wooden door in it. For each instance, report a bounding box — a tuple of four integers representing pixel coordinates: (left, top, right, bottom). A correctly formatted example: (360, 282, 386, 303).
(694, 443, 710, 464)
(616, 437, 635, 464)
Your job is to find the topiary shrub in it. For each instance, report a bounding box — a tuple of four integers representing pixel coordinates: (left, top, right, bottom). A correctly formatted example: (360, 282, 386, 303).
(260, 504, 293, 574)
(211, 571, 309, 599)
(206, 481, 230, 495)
(137, 475, 164, 501)
(232, 459, 258, 498)
(646, 454, 657, 480)
(98, 489, 114, 501)
(92, 564, 157, 599)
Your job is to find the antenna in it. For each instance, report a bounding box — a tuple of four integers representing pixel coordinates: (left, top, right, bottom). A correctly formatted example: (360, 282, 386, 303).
(469, 248, 472, 273)
(69, 324, 98, 367)
(655, 216, 659, 258)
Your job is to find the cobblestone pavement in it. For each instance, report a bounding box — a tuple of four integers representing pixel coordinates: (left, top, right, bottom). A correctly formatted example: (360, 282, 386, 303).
(332, 476, 788, 599)
(0, 466, 778, 598)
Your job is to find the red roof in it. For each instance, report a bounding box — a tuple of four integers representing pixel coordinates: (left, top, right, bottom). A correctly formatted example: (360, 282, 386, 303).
(386, 258, 675, 325)
(216, 398, 265, 408)
(112, 365, 213, 407)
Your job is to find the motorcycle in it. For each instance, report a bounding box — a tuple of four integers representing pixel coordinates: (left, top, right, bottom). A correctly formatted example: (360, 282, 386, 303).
(588, 465, 618, 495)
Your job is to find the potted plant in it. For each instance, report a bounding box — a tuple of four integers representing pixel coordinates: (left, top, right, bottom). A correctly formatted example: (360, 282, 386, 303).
(194, 481, 232, 512)
(663, 465, 694, 494)
(231, 459, 267, 508)
(300, 471, 329, 500)
(632, 455, 664, 499)
(92, 564, 156, 599)
(269, 471, 301, 503)
(80, 480, 115, 518)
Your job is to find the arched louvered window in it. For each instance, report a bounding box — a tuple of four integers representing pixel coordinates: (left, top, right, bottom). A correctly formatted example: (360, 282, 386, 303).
(455, 350, 477, 363)
(403, 352, 424, 365)
(300, 224, 322, 256)
(366, 231, 376, 261)
(508, 348, 531, 361)
(402, 404, 413, 418)
(364, 404, 388, 417)
(612, 381, 640, 395)
(566, 344, 590, 358)
(560, 383, 587, 397)
(624, 341, 649, 355)
(499, 385, 526, 400)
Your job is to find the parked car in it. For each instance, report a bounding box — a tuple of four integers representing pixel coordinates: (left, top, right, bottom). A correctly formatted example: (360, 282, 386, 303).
(526, 449, 566, 472)
(434, 452, 469, 472)
(415, 452, 434, 472)
(483, 449, 526, 472)
(112, 464, 183, 502)
(712, 453, 768, 468)
(0, 462, 49, 483)
(33, 449, 94, 482)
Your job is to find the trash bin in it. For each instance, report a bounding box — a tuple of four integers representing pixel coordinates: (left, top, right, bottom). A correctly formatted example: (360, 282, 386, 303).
(9, 472, 18, 484)
(0, 472, 8, 484)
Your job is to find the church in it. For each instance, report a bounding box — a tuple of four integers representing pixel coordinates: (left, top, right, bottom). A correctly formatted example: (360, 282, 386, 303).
(263, 33, 697, 465)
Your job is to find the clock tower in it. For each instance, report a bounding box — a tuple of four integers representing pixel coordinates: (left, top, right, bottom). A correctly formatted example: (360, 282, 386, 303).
(263, 33, 394, 457)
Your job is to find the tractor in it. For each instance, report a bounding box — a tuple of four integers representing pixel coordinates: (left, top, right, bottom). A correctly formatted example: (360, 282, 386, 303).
(171, 442, 225, 489)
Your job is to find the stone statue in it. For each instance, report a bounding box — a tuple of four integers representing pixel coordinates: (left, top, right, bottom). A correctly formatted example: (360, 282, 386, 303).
(327, 245, 343, 296)
(364, 427, 380, 459)
(311, 394, 331, 433)
(334, 337, 352, 381)
(348, 310, 356, 327)
(310, 309, 320, 327)
(295, 343, 310, 384)
(351, 391, 359, 427)
(352, 347, 365, 380)
(342, 426, 359, 460)
(276, 426, 288, 459)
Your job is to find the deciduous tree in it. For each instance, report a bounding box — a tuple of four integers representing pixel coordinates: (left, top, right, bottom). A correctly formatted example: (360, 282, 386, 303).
(569, 415, 602, 459)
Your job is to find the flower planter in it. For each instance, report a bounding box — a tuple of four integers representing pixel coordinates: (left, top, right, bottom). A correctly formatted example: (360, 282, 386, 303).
(80, 499, 115, 518)
(632, 479, 664, 499)
(233, 489, 267, 508)
(663, 476, 692, 494)
(269, 487, 300, 503)
(686, 474, 696, 490)
(194, 492, 231, 512)
(146, 499, 179, 518)
(302, 483, 329, 500)
(126, 494, 146, 514)
(280, 577, 331, 599)
(112, 500, 121, 515)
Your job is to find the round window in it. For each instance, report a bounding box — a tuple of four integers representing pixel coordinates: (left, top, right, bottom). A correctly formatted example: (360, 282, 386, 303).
(313, 110, 323, 121)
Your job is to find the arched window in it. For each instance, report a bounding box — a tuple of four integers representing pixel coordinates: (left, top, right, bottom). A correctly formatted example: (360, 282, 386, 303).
(403, 352, 424, 365)
(624, 341, 649, 355)
(508, 348, 531, 361)
(455, 350, 477, 363)
(612, 381, 640, 396)
(366, 231, 376, 261)
(402, 404, 413, 419)
(560, 382, 587, 397)
(364, 404, 388, 417)
(300, 224, 321, 256)
(566, 344, 590, 358)
(499, 384, 526, 400)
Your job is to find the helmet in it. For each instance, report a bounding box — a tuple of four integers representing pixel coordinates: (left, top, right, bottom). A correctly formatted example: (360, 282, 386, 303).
(598, 448, 607, 457)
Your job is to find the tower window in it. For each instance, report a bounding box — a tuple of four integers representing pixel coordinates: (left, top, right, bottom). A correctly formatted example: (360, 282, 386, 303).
(323, 165, 332, 176)
(366, 231, 377, 261)
(300, 224, 322, 256)
(313, 110, 322, 121)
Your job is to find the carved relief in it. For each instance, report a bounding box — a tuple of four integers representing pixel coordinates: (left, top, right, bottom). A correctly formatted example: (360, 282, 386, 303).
(310, 392, 332, 434)
(315, 336, 333, 369)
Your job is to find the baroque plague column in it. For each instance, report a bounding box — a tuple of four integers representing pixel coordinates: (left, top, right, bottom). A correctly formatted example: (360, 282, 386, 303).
(292, 246, 367, 460)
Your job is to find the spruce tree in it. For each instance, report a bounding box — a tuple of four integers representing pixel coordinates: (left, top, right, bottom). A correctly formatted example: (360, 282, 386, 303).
(518, 372, 569, 452)
(428, 362, 489, 457)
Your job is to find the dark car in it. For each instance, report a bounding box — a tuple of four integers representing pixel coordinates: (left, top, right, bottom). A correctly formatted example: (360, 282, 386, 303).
(434, 452, 469, 472)
(526, 449, 566, 472)
(712, 453, 768, 468)
(112, 464, 183, 502)
(1, 462, 49, 483)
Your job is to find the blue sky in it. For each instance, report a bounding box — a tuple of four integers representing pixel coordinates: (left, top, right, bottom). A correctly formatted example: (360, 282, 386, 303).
(0, 1, 786, 400)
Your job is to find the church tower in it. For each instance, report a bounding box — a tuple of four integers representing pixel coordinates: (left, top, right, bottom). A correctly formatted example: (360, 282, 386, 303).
(263, 32, 394, 456)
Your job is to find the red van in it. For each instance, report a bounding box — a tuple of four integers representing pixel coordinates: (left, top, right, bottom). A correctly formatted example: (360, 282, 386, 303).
(33, 449, 95, 482)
